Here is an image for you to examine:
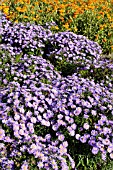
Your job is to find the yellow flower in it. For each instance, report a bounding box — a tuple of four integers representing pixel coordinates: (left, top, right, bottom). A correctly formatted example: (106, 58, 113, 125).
(97, 15, 101, 20)
(59, 9, 65, 13)
(1, 3, 6, 6)
(15, 20, 18, 23)
(17, 0, 24, 4)
(31, 11, 35, 15)
(0, 6, 3, 10)
(36, 14, 39, 19)
(54, 26, 59, 30)
(95, 34, 99, 40)
(74, 26, 77, 32)
(63, 23, 69, 29)
(32, 18, 36, 21)
(3, 7, 9, 15)
(111, 23, 113, 28)
(59, 16, 64, 22)
(51, 26, 59, 30)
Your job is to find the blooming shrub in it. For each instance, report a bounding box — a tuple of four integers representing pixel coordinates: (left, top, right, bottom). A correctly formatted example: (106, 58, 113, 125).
(0, 14, 113, 169)
(0, 14, 52, 56)
(0, 50, 61, 88)
(51, 74, 113, 159)
(43, 31, 113, 86)
(43, 31, 102, 70)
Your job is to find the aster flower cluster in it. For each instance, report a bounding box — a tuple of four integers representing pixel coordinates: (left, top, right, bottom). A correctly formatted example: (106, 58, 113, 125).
(0, 14, 113, 169)
(0, 76, 74, 169)
(0, 50, 61, 88)
(51, 74, 113, 159)
(43, 31, 102, 67)
(43, 31, 113, 85)
(0, 14, 52, 56)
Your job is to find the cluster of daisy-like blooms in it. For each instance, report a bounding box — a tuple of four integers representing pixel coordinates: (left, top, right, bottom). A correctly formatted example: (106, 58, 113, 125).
(0, 13, 113, 169)
(44, 31, 102, 67)
(0, 14, 52, 56)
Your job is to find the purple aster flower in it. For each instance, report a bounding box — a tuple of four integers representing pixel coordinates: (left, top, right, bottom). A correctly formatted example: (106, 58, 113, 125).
(102, 138, 111, 145)
(52, 123, 59, 131)
(71, 123, 77, 130)
(101, 151, 107, 161)
(31, 117, 37, 124)
(80, 136, 87, 143)
(88, 139, 96, 147)
(0, 129, 5, 140)
(67, 126, 75, 136)
(91, 110, 97, 116)
(103, 127, 111, 135)
(92, 147, 99, 155)
(21, 160, 29, 170)
(62, 141, 68, 148)
(74, 107, 82, 116)
(83, 123, 90, 130)
(75, 134, 81, 140)
(107, 145, 113, 153)
(59, 144, 67, 155)
(110, 153, 113, 159)
(57, 114, 63, 119)
(45, 134, 51, 142)
(14, 114, 20, 121)
(58, 134, 65, 141)
(91, 130, 98, 136)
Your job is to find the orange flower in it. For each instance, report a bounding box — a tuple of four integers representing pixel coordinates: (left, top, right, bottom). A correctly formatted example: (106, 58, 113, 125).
(23, 15, 29, 18)
(111, 45, 113, 50)
(98, 11, 104, 15)
(102, 38, 107, 42)
(16, 7, 22, 12)
(38, 10, 43, 13)
(34, 2, 39, 5)
(24, 0, 30, 4)
(59, 16, 64, 22)
(59, 9, 65, 13)
(95, 34, 99, 40)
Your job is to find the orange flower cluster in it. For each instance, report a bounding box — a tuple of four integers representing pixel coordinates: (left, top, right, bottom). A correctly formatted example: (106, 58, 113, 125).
(1, 0, 113, 24)
(0, 0, 113, 53)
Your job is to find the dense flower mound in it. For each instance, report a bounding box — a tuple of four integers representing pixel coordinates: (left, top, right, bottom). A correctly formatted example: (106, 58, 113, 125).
(0, 13, 12, 33)
(0, 14, 52, 56)
(51, 74, 113, 159)
(43, 31, 102, 68)
(0, 81, 75, 169)
(0, 50, 61, 88)
(78, 57, 113, 85)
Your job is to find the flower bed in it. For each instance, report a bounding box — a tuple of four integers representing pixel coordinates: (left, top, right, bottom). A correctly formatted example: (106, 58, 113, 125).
(0, 8, 113, 170)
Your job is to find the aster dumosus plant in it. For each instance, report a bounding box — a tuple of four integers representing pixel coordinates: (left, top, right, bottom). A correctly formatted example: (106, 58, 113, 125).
(43, 31, 113, 86)
(0, 13, 113, 169)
